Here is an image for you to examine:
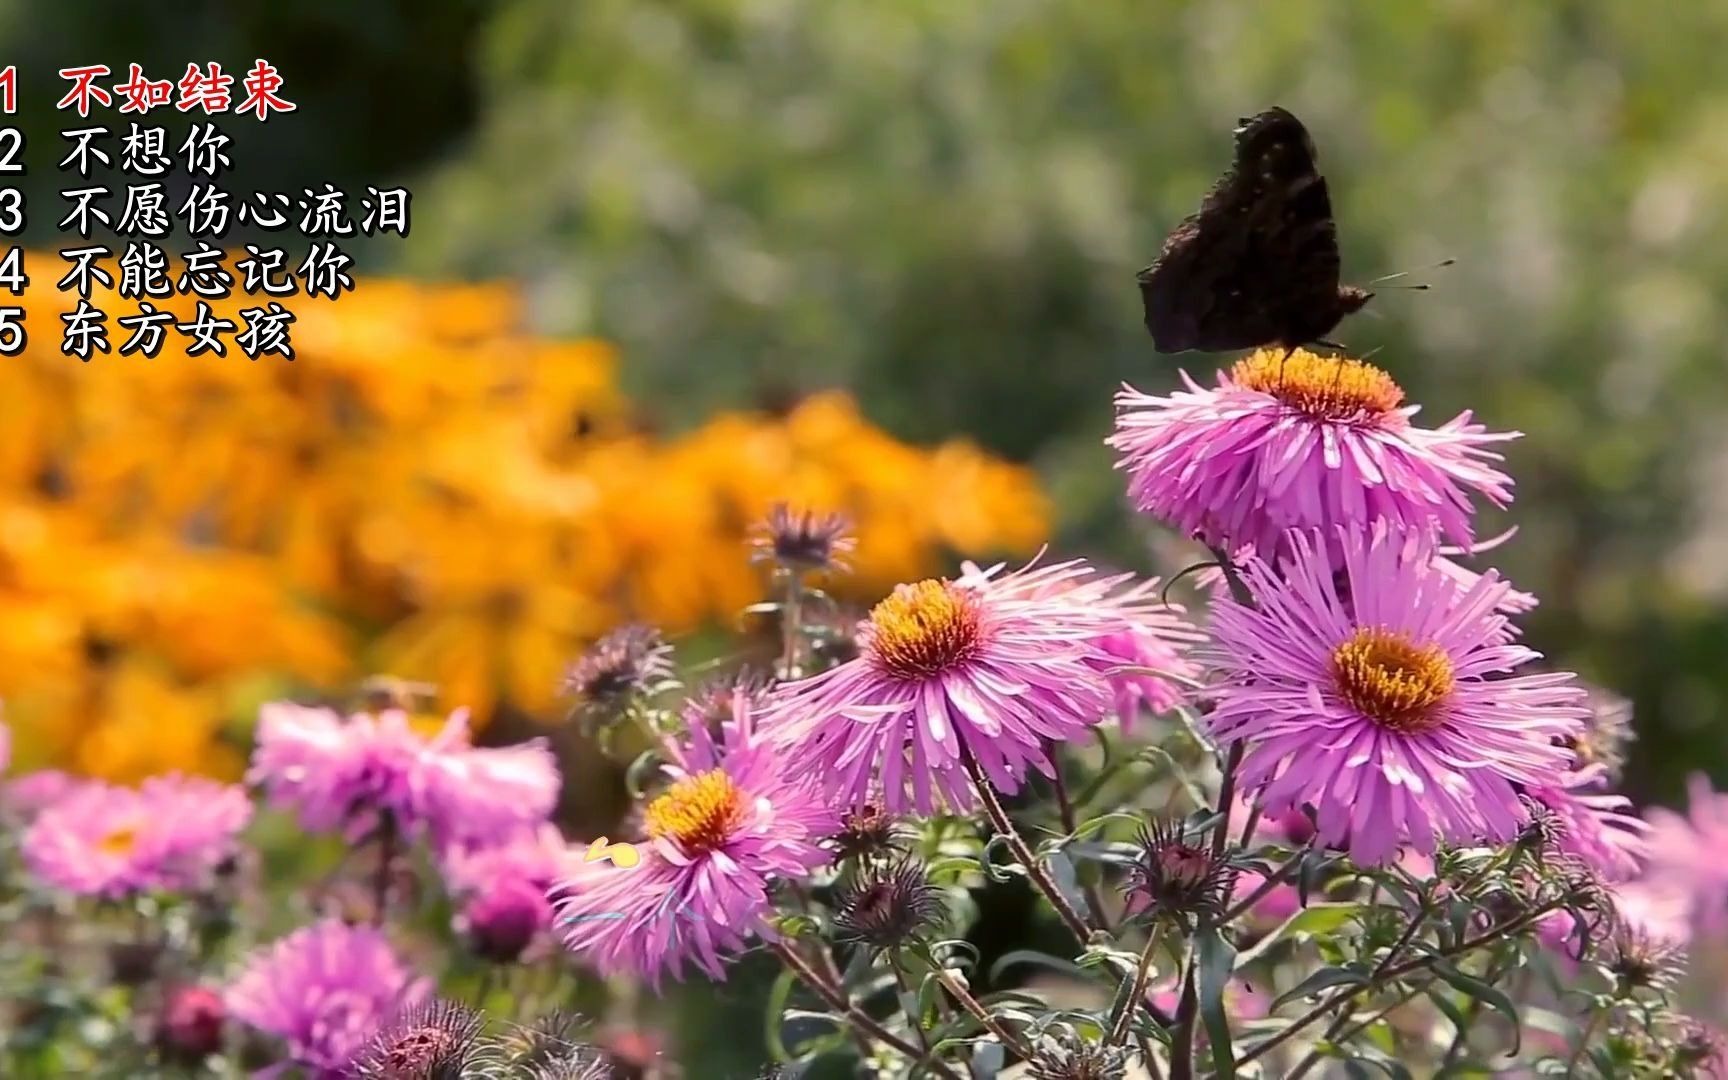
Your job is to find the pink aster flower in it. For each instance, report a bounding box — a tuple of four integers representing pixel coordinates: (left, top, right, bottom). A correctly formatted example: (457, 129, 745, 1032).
(22, 775, 251, 899)
(249, 702, 558, 845)
(1109, 349, 1517, 561)
(1642, 773, 1728, 937)
(764, 561, 1155, 814)
(2, 769, 78, 819)
(1525, 763, 1649, 883)
(553, 691, 835, 985)
(225, 919, 429, 1078)
(1431, 533, 1539, 617)
(440, 822, 578, 898)
(958, 560, 1204, 731)
(441, 823, 581, 962)
(1205, 525, 1585, 866)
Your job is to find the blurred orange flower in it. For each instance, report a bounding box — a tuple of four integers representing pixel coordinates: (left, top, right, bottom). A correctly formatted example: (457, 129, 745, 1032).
(0, 255, 1049, 777)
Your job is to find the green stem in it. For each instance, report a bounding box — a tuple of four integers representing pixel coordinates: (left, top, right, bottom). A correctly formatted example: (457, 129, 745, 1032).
(1167, 946, 1199, 1080)
(930, 963, 1032, 1058)
(889, 954, 934, 1057)
(769, 940, 956, 1076)
(1217, 849, 1303, 925)
(1108, 924, 1163, 1046)
(1169, 741, 1243, 1075)
(1285, 979, 1433, 1080)
(1048, 745, 1113, 932)
(780, 570, 802, 680)
(959, 742, 1096, 947)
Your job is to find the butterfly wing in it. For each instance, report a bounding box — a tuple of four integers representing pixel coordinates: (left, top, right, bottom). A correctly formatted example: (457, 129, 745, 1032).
(1139, 108, 1345, 353)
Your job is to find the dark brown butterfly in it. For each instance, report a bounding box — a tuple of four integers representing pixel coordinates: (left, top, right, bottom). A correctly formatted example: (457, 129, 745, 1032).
(1138, 107, 1372, 354)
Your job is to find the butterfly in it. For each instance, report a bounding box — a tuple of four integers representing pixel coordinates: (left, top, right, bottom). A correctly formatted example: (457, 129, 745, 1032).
(1138, 107, 1373, 354)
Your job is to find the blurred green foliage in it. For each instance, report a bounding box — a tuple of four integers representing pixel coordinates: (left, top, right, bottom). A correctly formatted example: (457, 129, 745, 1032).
(12, 2, 1728, 811)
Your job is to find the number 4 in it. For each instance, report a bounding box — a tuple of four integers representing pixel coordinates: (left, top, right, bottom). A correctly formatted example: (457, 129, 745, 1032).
(0, 248, 25, 295)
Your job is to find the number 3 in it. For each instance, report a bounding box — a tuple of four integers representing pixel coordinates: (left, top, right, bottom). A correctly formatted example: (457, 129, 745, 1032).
(0, 189, 22, 234)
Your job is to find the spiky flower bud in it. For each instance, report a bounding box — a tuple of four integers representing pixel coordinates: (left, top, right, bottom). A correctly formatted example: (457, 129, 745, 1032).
(1124, 820, 1235, 926)
(562, 625, 676, 719)
(833, 858, 944, 950)
(750, 504, 855, 574)
(350, 999, 486, 1080)
(829, 803, 903, 862)
(1025, 1028, 1129, 1080)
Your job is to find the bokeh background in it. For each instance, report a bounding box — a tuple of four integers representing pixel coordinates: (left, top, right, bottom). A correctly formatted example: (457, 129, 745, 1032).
(4, 2, 1728, 1068)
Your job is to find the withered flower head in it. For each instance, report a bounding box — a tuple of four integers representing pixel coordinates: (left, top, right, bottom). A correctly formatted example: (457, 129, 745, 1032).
(1025, 1028, 1130, 1080)
(833, 858, 944, 950)
(350, 999, 487, 1080)
(1124, 820, 1235, 926)
(561, 625, 675, 715)
(751, 504, 856, 574)
(1514, 795, 1568, 859)
(829, 803, 904, 861)
(1607, 925, 1687, 995)
(496, 1012, 610, 1079)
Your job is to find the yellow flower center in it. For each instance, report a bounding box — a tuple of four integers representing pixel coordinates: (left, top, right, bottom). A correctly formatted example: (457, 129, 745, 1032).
(99, 825, 140, 857)
(644, 769, 746, 855)
(1232, 347, 1404, 421)
(1331, 627, 1455, 734)
(866, 580, 984, 681)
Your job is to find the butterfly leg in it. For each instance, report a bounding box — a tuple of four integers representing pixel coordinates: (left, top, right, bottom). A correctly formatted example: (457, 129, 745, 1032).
(1314, 339, 1350, 389)
(1275, 343, 1295, 384)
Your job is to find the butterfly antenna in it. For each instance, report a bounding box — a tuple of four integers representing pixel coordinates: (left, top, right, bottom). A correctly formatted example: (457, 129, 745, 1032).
(1367, 258, 1456, 287)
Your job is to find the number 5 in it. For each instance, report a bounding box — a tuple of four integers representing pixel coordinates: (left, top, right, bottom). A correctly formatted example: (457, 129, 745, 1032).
(0, 306, 24, 355)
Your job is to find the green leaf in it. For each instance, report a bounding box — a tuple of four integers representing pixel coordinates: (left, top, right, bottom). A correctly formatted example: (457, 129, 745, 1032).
(925, 854, 983, 880)
(989, 948, 1088, 983)
(1426, 985, 1471, 1038)
(981, 835, 1027, 882)
(1197, 928, 1238, 1080)
(970, 1040, 1005, 1078)
(1432, 960, 1521, 1055)
(1045, 851, 1090, 919)
(765, 968, 797, 1063)
(1268, 965, 1372, 1013)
